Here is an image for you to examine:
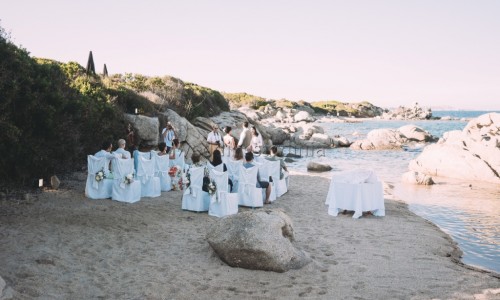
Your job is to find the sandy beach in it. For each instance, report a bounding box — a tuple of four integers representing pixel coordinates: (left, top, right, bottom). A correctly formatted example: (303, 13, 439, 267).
(0, 172, 499, 299)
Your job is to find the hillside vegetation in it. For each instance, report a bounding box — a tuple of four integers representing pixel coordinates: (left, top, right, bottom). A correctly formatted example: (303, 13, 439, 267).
(0, 25, 228, 184)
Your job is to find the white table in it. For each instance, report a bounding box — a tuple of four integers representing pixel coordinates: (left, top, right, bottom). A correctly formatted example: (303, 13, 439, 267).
(325, 170, 385, 219)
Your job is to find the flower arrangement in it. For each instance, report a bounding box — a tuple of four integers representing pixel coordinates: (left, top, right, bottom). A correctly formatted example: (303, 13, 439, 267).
(208, 180, 217, 195)
(183, 172, 191, 189)
(95, 168, 105, 182)
(168, 165, 182, 178)
(208, 180, 218, 202)
(123, 173, 134, 185)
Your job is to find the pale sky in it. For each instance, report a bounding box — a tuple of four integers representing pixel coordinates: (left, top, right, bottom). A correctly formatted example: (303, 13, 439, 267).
(2, 0, 500, 110)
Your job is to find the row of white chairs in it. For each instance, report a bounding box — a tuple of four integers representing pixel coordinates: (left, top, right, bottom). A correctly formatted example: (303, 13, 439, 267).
(85, 151, 185, 203)
(182, 158, 289, 218)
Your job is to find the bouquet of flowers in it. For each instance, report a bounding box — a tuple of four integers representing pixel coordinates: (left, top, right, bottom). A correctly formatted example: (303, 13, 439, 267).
(208, 180, 218, 202)
(168, 165, 181, 178)
(123, 173, 134, 185)
(95, 168, 106, 182)
(183, 172, 191, 189)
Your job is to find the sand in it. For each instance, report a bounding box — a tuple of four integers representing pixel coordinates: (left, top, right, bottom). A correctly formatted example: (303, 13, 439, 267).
(0, 172, 499, 299)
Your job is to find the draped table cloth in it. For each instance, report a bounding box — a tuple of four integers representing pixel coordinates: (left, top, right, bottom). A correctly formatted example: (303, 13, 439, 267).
(325, 170, 385, 219)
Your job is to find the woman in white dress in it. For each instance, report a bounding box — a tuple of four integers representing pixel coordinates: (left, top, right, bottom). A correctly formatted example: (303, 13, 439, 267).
(249, 126, 263, 154)
(223, 126, 236, 158)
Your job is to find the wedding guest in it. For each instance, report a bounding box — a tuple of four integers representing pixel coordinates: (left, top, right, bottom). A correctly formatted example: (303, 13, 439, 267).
(157, 142, 168, 156)
(243, 152, 271, 204)
(223, 126, 236, 158)
(207, 124, 223, 161)
(190, 153, 205, 168)
(237, 121, 253, 149)
(265, 145, 288, 179)
(161, 123, 176, 153)
(249, 126, 263, 154)
(233, 147, 244, 162)
(169, 139, 181, 160)
(210, 149, 233, 192)
(95, 141, 117, 160)
(114, 139, 131, 159)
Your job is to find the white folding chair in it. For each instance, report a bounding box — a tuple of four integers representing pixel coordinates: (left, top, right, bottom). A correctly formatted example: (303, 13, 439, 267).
(257, 160, 277, 202)
(208, 169, 238, 218)
(136, 156, 161, 198)
(181, 167, 210, 212)
(268, 159, 288, 197)
(111, 158, 141, 203)
(85, 155, 113, 199)
(170, 151, 185, 171)
(237, 166, 264, 208)
(151, 151, 171, 192)
(226, 160, 242, 193)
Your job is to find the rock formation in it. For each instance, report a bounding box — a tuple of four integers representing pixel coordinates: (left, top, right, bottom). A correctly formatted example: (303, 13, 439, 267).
(206, 209, 311, 272)
(408, 113, 500, 184)
(124, 114, 160, 147)
(380, 103, 432, 120)
(350, 125, 436, 150)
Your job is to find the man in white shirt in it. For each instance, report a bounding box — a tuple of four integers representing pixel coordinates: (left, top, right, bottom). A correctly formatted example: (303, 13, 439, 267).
(95, 141, 117, 176)
(237, 121, 253, 150)
(113, 139, 131, 159)
(207, 125, 222, 161)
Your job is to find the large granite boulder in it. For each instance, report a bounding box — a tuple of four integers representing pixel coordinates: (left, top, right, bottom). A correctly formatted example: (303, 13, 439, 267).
(294, 111, 315, 122)
(350, 128, 404, 150)
(124, 114, 160, 147)
(398, 125, 436, 142)
(307, 161, 332, 172)
(332, 136, 352, 147)
(309, 133, 332, 147)
(206, 210, 311, 272)
(409, 113, 500, 184)
(161, 109, 210, 160)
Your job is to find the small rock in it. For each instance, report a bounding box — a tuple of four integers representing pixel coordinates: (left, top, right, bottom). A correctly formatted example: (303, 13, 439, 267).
(307, 161, 332, 172)
(50, 175, 61, 190)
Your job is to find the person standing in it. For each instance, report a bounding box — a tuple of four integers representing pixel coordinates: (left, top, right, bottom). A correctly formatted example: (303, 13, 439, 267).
(207, 125, 222, 161)
(223, 126, 236, 158)
(237, 121, 253, 150)
(249, 126, 263, 154)
(161, 123, 176, 153)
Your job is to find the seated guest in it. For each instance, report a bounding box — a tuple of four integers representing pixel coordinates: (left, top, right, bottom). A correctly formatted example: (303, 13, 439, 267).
(265, 146, 288, 179)
(243, 152, 271, 204)
(114, 139, 131, 159)
(157, 142, 168, 156)
(232, 147, 244, 162)
(95, 141, 117, 160)
(190, 153, 205, 168)
(210, 149, 233, 192)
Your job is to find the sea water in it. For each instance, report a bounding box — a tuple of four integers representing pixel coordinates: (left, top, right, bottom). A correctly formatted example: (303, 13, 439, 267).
(285, 111, 500, 274)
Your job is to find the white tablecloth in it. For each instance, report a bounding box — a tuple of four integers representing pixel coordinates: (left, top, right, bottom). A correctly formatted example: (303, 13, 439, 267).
(325, 170, 385, 219)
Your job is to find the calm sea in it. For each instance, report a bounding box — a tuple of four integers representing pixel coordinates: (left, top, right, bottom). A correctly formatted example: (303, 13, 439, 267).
(285, 110, 500, 274)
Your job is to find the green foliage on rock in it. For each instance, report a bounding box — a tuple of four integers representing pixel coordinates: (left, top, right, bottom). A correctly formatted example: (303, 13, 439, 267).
(223, 92, 267, 109)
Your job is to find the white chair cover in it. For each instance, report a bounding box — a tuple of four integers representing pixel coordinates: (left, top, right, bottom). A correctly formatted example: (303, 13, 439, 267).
(170, 151, 185, 170)
(181, 167, 210, 212)
(208, 169, 238, 218)
(151, 151, 171, 192)
(111, 158, 141, 203)
(85, 155, 113, 199)
(237, 166, 263, 208)
(267, 159, 288, 197)
(226, 160, 242, 193)
(207, 162, 224, 172)
(137, 156, 161, 198)
(257, 160, 277, 202)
